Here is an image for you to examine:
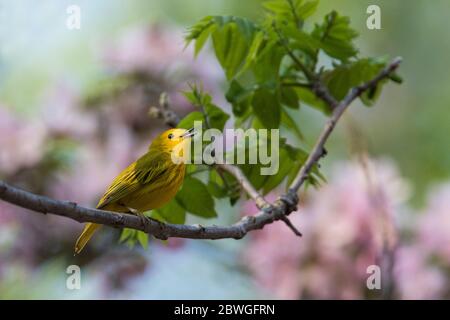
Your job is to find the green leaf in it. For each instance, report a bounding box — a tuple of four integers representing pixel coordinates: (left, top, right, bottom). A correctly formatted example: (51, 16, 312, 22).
(262, 146, 292, 193)
(251, 88, 281, 129)
(183, 84, 211, 106)
(265, 140, 310, 192)
(226, 80, 250, 104)
(297, 0, 319, 20)
(242, 163, 270, 191)
(194, 25, 216, 56)
(177, 111, 204, 129)
(155, 199, 186, 224)
(212, 18, 257, 79)
(263, 0, 290, 14)
(389, 72, 403, 84)
(313, 11, 359, 62)
(209, 169, 241, 203)
(207, 180, 227, 198)
(137, 231, 149, 250)
(186, 16, 259, 79)
(360, 80, 387, 106)
(234, 97, 252, 119)
(185, 16, 215, 54)
(287, 159, 303, 186)
(263, 0, 319, 26)
(183, 85, 230, 130)
(119, 228, 134, 243)
(281, 108, 303, 140)
(295, 87, 330, 114)
(323, 58, 387, 103)
(251, 42, 284, 85)
(285, 146, 324, 188)
(176, 176, 217, 218)
(280, 86, 299, 109)
(286, 148, 310, 186)
(226, 80, 254, 118)
(150, 210, 165, 222)
(119, 228, 139, 248)
(323, 66, 352, 101)
(240, 31, 266, 73)
(283, 27, 320, 59)
(211, 24, 244, 80)
(204, 102, 230, 131)
(238, 138, 310, 194)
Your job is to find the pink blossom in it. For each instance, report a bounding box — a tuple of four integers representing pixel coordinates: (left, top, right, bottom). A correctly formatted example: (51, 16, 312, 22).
(394, 246, 446, 299)
(100, 25, 224, 108)
(0, 106, 47, 175)
(391, 183, 450, 299)
(417, 184, 450, 263)
(41, 82, 97, 139)
(101, 25, 222, 83)
(242, 159, 407, 299)
(49, 123, 137, 206)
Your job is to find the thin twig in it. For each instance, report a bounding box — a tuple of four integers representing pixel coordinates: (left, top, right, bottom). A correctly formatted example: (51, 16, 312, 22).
(280, 215, 303, 236)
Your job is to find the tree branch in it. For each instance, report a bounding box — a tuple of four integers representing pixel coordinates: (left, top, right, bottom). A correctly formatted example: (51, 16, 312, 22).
(0, 57, 402, 241)
(0, 179, 297, 240)
(288, 57, 403, 194)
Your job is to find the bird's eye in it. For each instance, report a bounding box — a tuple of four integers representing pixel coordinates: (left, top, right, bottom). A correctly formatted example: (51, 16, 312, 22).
(168, 133, 174, 140)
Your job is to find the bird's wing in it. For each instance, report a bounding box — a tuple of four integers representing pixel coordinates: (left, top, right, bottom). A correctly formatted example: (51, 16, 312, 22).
(96, 153, 169, 209)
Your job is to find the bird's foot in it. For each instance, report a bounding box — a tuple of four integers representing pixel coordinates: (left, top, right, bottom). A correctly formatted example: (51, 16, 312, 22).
(128, 207, 151, 229)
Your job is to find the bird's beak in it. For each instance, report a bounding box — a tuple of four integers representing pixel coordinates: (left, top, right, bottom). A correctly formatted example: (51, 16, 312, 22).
(181, 127, 195, 139)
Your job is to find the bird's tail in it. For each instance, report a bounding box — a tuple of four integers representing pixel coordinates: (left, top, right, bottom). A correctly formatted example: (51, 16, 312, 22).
(74, 223, 101, 255)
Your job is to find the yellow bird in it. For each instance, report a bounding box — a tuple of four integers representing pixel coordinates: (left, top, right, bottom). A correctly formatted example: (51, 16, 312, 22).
(74, 127, 195, 254)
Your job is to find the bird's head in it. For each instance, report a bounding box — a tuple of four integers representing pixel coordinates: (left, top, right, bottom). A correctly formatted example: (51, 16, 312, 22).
(149, 128, 195, 163)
